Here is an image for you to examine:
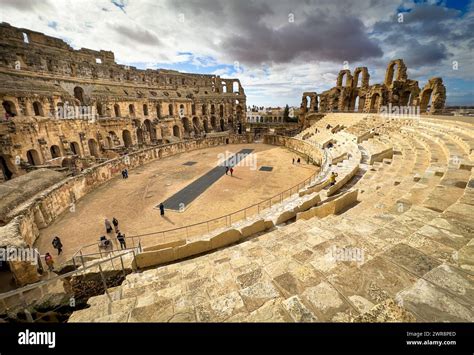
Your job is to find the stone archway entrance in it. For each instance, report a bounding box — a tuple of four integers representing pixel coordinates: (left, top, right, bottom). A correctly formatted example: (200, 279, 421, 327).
(0, 155, 13, 180)
(122, 130, 132, 147)
(26, 149, 41, 165)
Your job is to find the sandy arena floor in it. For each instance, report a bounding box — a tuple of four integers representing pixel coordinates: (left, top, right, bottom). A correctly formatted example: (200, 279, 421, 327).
(35, 143, 318, 262)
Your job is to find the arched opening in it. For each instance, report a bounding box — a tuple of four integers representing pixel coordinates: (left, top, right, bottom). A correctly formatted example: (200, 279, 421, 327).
(70, 142, 80, 155)
(73, 86, 85, 104)
(0, 155, 14, 180)
(222, 82, 227, 93)
(32, 101, 43, 116)
(202, 104, 207, 115)
(211, 116, 217, 130)
(182, 117, 191, 133)
(144, 119, 156, 141)
(26, 149, 41, 165)
(400, 90, 413, 107)
(168, 104, 173, 116)
(106, 136, 113, 148)
(420, 89, 433, 113)
(179, 104, 185, 117)
(114, 104, 120, 117)
(96, 103, 105, 117)
(210, 104, 215, 115)
(2, 101, 17, 116)
(220, 118, 225, 131)
(143, 104, 148, 116)
(88, 139, 99, 157)
(341, 72, 348, 87)
(369, 93, 380, 113)
(122, 130, 132, 147)
(129, 104, 135, 117)
(233, 81, 239, 93)
(192, 117, 200, 134)
(219, 104, 224, 118)
(203, 119, 209, 133)
(191, 104, 196, 115)
(136, 128, 144, 144)
(50, 145, 61, 158)
(173, 125, 180, 138)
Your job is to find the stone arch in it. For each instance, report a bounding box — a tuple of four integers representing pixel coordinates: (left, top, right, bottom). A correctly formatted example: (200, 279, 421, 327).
(144, 119, 156, 140)
(420, 89, 433, 113)
(211, 116, 217, 130)
(353, 67, 369, 88)
(122, 130, 132, 147)
(336, 70, 352, 87)
(114, 104, 121, 117)
(219, 104, 224, 118)
(168, 103, 174, 116)
(26, 149, 41, 165)
(191, 104, 196, 115)
(88, 139, 99, 157)
(384, 59, 407, 87)
(50, 145, 61, 158)
(400, 90, 413, 106)
(220, 118, 225, 131)
(143, 104, 149, 116)
(179, 104, 185, 117)
(70, 142, 81, 155)
(210, 104, 215, 115)
(2, 100, 17, 116)
(0, 155, 14, 180)
(105, 136, 113, 148)
(233, 81, 239, 93)
(129, 104, 135, 117)
(236, 105, 243, 123)
(73, 86, 85, 104)
(136, 128, 144, 144)
(32, 101, 44, 116)
(202, 104, 207, 115)
(173, 125, 180, 138)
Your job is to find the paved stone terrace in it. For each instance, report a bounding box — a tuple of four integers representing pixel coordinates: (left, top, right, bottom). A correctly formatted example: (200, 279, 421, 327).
(69, 115, 474, 322)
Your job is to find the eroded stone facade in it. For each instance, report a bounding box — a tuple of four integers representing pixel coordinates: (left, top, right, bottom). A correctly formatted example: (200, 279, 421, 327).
(0, 23, 247, 181)
(299, 59, 446, 126)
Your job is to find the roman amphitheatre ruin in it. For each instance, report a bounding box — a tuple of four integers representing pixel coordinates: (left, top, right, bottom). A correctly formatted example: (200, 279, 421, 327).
(0, 23, 473, 323)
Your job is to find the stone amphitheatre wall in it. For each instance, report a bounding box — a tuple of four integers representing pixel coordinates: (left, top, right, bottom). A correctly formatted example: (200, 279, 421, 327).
(0, 134, 251, 285)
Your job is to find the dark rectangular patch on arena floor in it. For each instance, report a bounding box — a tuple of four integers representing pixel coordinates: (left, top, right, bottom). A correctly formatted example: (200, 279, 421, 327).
(183, 161, 197, 166)
(259, 166, 273, 172)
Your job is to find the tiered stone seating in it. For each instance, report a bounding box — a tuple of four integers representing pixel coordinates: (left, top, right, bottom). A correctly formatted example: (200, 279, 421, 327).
(68, 114, 474, 323)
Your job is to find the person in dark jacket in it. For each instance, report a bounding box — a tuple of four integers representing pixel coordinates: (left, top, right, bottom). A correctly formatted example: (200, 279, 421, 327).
(52, 236, 63, 255)
(116, 231, 126, 250)
(112, 217, 119, 233)
(159, 203, 165, 216)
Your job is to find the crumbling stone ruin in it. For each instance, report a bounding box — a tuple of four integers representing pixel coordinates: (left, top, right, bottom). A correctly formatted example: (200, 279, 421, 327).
(300, 59, 446, 125)
(0, 23, 247, 182)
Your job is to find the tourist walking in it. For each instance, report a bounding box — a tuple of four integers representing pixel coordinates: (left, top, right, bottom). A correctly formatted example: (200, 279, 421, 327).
(124, 169, 129, 179)
(112, 217, 119, 233)
(45, 253, 54, 271)
(52, 236, 63, 255)
(105, 218, 113, 233)
(225, 166, 229, 175)
(121, 169, 126, 179)
(116, 231, 127, 250)
(329, 172, 338, 186)
(230, 167, 234, 177)
(159, 203, 165, 216)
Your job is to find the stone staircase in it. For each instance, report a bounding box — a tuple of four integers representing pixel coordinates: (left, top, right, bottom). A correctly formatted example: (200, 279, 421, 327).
(68, 114, 474, 323)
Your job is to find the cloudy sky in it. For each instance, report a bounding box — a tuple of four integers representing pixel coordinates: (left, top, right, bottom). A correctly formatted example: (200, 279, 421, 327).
(1, 0, 473, 106)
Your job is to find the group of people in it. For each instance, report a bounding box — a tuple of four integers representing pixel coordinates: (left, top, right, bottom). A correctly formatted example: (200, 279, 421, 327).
(225, 166, 234, 176)
(44, 236, 63, 271)
(103, 217, 127, 249)
(121, 169, 129, 179)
